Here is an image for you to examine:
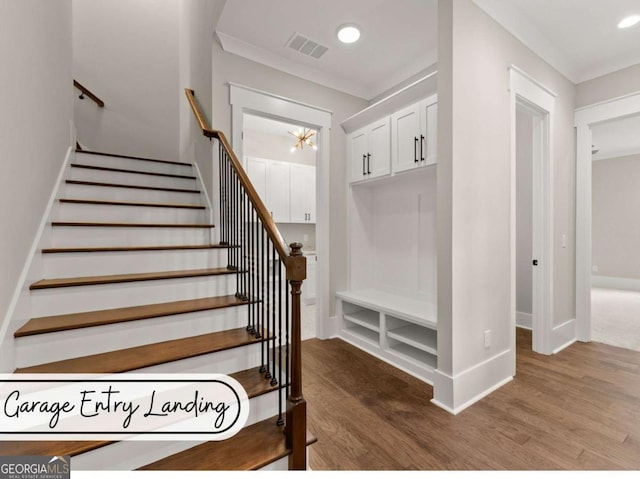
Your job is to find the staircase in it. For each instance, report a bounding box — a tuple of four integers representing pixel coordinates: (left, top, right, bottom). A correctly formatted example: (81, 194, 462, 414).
(1, 91, 310, 470)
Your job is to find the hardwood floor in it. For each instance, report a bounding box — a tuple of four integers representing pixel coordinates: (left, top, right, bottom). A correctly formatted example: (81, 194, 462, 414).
(302, 328, 640, 470)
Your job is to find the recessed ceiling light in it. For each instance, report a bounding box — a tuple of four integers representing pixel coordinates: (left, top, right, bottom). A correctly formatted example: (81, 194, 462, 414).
(618, 15, 640, 29)
(337, 25, 361, 44)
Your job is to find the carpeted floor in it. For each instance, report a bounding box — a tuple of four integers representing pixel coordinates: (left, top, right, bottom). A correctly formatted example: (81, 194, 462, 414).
(591, 287, 640, 352)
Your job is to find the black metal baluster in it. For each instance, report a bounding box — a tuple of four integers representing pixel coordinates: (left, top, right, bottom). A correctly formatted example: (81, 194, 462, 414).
(271, 243, 277, 386)
(264, 237, 272, 381)
(277, 259, 284, 425)
(286, 278, 290, 399)
(259, 222, 266, 374)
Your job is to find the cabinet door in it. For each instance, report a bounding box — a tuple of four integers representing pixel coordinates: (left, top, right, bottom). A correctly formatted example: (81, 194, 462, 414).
(246, 157, 268, 204)
(367, 118, 391, 179)
(290, 164, 316, 223)
(266, 161, 290, 223)
(302, 254, 317, 304)
(391, 102, 422, 173)
(421, 96, 438, 166)
(349, 129, 368, 183)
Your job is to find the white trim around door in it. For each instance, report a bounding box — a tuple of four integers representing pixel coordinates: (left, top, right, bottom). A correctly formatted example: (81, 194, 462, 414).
(509, 66, 556, 358)
(229, 83, 333, 340)
(574, 90, 640, 342)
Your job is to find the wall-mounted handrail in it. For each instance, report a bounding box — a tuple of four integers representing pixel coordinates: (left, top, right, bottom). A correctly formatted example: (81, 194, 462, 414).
(74, 80, 105, 108)
(185, 88, 307, 470)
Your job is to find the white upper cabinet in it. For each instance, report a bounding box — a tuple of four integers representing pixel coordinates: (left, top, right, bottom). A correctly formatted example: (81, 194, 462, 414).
(290, 164, 316, 223)
(246, 157, 316, 224)
(349, 118, 391, 183)
(391, 94, 438, 173)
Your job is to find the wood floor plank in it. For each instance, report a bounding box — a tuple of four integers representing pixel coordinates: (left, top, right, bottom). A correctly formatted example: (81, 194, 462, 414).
(15, 295, 248, 337)
(15, 327, 268, 374)
(303, 329, 640, 470)
(30, 267, 238, 290)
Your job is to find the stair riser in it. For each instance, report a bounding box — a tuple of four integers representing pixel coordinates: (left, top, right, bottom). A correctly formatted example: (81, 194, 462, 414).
(31, 275, 239, 317)
(56, 202, 207, 224)
(70, 167, 197, 190)
(63, 183, 202, 205)
(76, 153, 192, 176)
(71, 389, 281, 471)
(43, 249, 229, 278)
(51, 226, 213, 248)
(16, 306, 248, 367)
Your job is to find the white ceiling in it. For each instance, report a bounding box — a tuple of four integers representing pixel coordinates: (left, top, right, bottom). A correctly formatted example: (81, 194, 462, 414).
(474, 0, 640, 83)
(592, 114, 640, 161)
(215, 0, 438, 100)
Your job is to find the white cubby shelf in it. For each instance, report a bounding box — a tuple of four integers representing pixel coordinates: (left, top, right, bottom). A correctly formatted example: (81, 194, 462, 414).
(337, 289, 437, 384)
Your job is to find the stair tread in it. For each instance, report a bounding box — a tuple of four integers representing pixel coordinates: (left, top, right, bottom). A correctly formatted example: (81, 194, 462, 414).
(15, 327, 268, 374)
(15, 295, 247, 337)
(139, 417, 317, 471)
(60, 198, 206, 209)
(66, 180, 200, 194)
(30, 267, 238, 290)
(0, 368, 281, 460)
(42, 244, 235, 253)
(71, 163, 196, 180)
(52, 221, 215, 228)
(77, 150, 191, 167)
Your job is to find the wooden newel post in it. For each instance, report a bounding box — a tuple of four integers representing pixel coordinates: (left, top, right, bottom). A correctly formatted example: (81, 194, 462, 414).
(285, 242, 307, 470)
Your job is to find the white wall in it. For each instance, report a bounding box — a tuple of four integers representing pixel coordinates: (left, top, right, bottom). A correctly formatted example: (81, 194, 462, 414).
(211, 41, 368, 316)
(435, 0, 576, 412)
(179, 0, 226, 197)
(0, 0, 73, 368)
(576, 63, 640, 108)
(368, 63, 439, 106)
(73, 0, 181, 160)
(592, 154, 640, 280)
(516, 109, 533, 316)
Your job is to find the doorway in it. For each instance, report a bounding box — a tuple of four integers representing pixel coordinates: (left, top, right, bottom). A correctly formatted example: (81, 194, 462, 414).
(589, 113, 640, 351)
(242, 113, 318, 340)
(509, 66, 555, 362)
(575, 91, 640, 343)
(228, 83, 332, 340)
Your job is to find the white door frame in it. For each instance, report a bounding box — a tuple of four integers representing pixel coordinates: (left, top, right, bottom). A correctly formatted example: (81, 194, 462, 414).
(228, 83, 332, 340)
(509, 66, 556, 357)
(574, 90, 640, 342)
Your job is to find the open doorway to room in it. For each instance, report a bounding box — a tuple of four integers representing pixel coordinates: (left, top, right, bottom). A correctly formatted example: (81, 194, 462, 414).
(590, 113, 640, 352)
(242, 113, 318, 340)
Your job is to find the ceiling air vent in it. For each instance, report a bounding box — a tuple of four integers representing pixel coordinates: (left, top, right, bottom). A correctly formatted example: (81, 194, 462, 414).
(286, 32, 328, 60)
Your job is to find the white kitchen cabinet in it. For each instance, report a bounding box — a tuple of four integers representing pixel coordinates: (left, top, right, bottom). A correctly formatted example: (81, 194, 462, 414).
(289, 164, 316, 223)
(302, 254, 316, 305)
(391, 94, 438, 173)
(266, 161, 290, 222)
(349, 117, 391, 183)
(246, 157, 290, 222)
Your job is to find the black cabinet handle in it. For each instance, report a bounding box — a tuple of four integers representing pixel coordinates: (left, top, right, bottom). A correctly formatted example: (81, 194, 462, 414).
(420, 135, 425, 161)
(367, 153, 371, 174)
(362, 154, 366, 176)
(414, 137, 418, 162)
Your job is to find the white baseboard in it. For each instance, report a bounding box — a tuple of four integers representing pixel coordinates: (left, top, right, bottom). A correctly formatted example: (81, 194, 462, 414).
(192, 161, 214, 227)
(431, 349, 513, 415)
(0, 146, 74, 372)
(516, 311, 532, 330)
(592, 275, 640, 292)
(552, 318, 576, 353)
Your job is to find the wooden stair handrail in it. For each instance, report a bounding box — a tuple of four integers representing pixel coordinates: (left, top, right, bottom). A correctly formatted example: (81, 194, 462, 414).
(186, 88, 307, 469)
(185, 88, 289, 261)
(74, 80, 105, 108)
